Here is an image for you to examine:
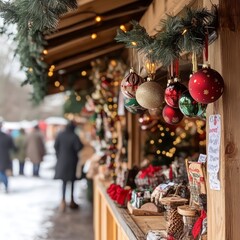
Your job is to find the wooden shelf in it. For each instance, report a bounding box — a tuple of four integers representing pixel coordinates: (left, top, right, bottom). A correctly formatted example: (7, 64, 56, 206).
(94, 179, 166, 240)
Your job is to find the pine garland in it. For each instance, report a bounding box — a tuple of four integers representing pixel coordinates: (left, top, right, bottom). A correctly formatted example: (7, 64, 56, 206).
(0, 0, 78, 103)
(115, 7, 217, 67)
(115, 20, 155, 58)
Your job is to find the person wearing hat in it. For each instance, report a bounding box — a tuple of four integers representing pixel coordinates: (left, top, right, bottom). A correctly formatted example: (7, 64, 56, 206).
(0, 117, 16, 192)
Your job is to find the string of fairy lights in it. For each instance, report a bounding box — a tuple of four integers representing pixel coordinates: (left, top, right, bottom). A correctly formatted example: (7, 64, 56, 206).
(146, 118, 206, 160)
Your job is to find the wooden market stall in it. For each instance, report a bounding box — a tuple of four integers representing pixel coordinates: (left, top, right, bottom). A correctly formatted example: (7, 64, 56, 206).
(1, 0, 238, 239)
(41, 0, 240, 239)
(93, 0, 240, 239)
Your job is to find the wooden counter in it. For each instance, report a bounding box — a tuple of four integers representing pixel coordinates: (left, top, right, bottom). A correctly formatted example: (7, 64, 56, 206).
(94, 179, 166, 240)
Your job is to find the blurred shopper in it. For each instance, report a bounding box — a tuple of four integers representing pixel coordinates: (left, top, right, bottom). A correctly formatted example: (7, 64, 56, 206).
(26, 125, 46, 177)
(0, 118, 16, 192)
(14, 128, 27, 175)
(54, 121, 83, 212)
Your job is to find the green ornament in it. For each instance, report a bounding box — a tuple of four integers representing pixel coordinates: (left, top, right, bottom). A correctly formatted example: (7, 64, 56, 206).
(124, 98, 146, 114)
(179, 90, 207, 117)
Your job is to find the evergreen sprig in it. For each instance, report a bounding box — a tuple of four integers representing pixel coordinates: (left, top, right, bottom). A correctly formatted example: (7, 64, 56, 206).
(0, 0, 78, 103)
(153, 16, 183, 66)
(115, 20, 155, 56)
(115, 7, 218, 67)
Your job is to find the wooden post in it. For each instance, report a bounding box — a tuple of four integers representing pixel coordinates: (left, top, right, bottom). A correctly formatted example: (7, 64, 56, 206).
(127, 112, 141, 168)
(204, 0, 240, 239)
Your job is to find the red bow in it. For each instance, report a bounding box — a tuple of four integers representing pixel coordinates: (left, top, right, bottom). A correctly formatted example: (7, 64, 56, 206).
(107, 184, 132, 206)
(107, 184, 121, 200)
(192, 210, 207, 239)
(139, 165, 161, 179)
(116, 188, 132, 206)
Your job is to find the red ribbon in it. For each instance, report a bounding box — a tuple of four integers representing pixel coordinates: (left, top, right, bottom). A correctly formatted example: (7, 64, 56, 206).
(204, 32, 208, 62)
(139, 165, 161, 179)
(169, 166, 173, 180)
(192, 210, 207, 239)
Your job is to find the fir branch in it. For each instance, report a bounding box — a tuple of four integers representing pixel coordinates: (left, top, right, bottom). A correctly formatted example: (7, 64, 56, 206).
(0, 0, 78, 103)
(115, 20, 154, 52)
(180, 8, 216, 53)
(0, 1, 19, 24)
(153, 16, 183, 66)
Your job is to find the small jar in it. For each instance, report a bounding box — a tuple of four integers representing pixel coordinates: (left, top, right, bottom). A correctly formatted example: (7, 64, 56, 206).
(160, 196, 188, 239)
(177, 205, 199, 240)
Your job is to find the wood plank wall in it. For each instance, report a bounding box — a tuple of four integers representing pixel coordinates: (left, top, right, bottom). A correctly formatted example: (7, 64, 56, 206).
(204, 0, 240, 238)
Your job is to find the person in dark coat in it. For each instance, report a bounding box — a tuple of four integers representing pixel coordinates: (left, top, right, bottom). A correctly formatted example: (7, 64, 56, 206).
(0, 118, 16, 192)
(54, 121, 83, 211)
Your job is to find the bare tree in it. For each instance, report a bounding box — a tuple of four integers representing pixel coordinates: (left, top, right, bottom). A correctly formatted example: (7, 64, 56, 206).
(0, 36, 64, 121)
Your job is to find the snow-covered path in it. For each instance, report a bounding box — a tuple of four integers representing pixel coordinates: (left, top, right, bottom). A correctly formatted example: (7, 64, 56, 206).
(0, 155, 93, 240)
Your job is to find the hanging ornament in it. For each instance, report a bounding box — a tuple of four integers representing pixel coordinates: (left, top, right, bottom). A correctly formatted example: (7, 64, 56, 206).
(124, 98, 146, 114)
(189, 33, 224, 104)
(136, 81, 164, 109)
(162, 105, 184, 125)
(121, 68, 144, 99)
(188, 65, 224, 104)
(179, 90, 207, 117)
(164, 78, 187, 108)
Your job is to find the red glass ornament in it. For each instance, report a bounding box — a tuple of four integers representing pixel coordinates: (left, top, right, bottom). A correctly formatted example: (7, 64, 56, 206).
(162, 105, 184, 125)
(164, 79, 187, 108)
(121, 69, 144, 99)
(188, 66, 224, 104)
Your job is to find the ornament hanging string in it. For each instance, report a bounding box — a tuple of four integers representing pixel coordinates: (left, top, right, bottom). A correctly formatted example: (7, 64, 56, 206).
(204, 32, 209, 63)
(170, 60, 174, 78)
(174, 59, 179, 78)
(192, 51, 198, 73)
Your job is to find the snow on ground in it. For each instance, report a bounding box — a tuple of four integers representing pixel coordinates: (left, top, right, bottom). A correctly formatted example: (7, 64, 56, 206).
(0, 155, 62, 240)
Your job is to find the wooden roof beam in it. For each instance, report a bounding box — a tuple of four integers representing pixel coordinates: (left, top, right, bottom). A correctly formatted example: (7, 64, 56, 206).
(53, 43, 124, 71)
(58, 0, 140, 30)
(45, 26, 120, 63)
(45, 7, 146, 40)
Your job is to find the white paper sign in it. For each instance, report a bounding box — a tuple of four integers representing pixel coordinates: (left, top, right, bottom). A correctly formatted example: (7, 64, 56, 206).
(198, 154, 207, 163)
(207, 114, 221, 190)
(209, 173, 221, 191)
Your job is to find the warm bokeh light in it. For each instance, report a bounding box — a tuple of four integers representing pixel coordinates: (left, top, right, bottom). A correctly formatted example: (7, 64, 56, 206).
(81, 70, 87, 76)
(48, 71, 53, 77)
(95, 16, 102, 22)
(120, 25, 126, 32)
(91, 33, 97, 39)
(54, 81, 60, 87)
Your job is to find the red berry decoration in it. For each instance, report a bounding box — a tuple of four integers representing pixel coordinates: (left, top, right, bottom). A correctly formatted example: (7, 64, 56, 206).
(164, 79, 187, 108)
(162, 105, 184, 125)
(121, 68, 144, 99)
(188, 66, 224, 104)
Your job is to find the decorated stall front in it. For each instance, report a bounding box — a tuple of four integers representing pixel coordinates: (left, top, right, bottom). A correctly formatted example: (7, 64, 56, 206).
(93, 0, 240, 240)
